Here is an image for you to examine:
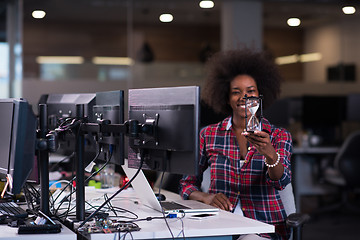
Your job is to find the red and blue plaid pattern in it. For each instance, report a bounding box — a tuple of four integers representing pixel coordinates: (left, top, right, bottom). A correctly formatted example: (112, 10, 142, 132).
(180, 117, 293, 240)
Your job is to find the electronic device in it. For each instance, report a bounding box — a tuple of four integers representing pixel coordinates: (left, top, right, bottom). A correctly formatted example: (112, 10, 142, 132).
(0, 98, 37, 195)
(346, 93, 360, 121)
(92, 90, 125, 165)
(301, 95, 346, 146)
(122, 162, 219, 214)
(0, 201, 28, 218)
(18, 223, 62, 234)
(127, 86, 200, 176)
(45, 93, 97, 164)
(263, 97, 302, 128)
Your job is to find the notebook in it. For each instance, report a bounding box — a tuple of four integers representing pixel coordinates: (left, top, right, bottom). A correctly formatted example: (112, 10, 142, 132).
(122, 164, 219, 214)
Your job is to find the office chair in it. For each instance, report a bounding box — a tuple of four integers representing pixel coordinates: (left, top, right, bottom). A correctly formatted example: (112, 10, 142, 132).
(279, 184, 310, 240)
(321, 130, 360, 214)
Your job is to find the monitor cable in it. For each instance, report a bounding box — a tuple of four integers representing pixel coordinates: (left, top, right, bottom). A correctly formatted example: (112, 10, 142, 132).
(77, 153, 145, 230)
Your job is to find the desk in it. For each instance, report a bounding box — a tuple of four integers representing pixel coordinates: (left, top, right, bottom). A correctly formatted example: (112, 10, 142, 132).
(79, 186, 274, 240)
(293, 146, 339, 155)
(292, 146, 340, 212)
(0, 221, 76, 240)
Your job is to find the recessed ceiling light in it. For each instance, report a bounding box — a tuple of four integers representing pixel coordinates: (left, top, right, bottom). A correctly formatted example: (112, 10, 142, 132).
(287, 17, 301, 27)
(342, 6, 356, 15)
(32, 10, 46, 19)
(199, 0, 215, 9)
(159, 13, 173, 23)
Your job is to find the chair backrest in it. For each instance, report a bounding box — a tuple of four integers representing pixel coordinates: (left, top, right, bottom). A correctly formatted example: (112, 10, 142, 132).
(201, 168, 296, 216)
(335, 130, 360, 188)
(279, 183, 296, 215)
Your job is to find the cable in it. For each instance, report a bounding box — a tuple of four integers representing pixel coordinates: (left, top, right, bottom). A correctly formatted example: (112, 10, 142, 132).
(23, 182, 41, 213)
(77, 155, 145, 229)
(51, 143, 105, 217)
(157, 170, 175, 239)
(49, 152, 75, 172)
(84, 148, 112, 183)
(176, 211, 186, 239)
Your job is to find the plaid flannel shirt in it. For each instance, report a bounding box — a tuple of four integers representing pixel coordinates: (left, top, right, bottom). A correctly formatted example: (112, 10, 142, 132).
(180, 116, 293, 240)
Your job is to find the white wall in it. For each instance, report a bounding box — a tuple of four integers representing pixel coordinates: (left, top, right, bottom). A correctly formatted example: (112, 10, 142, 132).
(304, 18, 360, 84)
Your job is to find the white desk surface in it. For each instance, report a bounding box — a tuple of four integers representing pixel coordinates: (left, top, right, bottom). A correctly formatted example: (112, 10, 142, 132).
(83, 186, 274, 240)
(0, 222, 76, 240)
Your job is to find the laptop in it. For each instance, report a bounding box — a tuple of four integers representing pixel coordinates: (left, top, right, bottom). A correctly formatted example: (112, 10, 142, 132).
(122, 164, 219, 214)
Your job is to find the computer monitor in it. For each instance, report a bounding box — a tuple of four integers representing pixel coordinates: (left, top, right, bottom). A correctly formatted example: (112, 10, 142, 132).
(0, 98, 37, 195)
(346, 94, 360, 121)
(301, 95, 346, 145)
(92, 90, 125, 165)
(264, 97, 302, 128)
(46, 93, 97, 163)
(127, 86, 200, 175)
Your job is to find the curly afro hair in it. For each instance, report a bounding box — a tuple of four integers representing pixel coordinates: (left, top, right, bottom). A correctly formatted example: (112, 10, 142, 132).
(201, 49, 282, 116)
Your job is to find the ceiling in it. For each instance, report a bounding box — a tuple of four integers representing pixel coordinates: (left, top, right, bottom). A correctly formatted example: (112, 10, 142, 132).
(21, 0, 360, 28)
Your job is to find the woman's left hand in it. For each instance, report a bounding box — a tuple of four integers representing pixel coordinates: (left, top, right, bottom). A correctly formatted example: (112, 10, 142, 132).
(242, 130, 284, 180)
(242, 130, 276, 160)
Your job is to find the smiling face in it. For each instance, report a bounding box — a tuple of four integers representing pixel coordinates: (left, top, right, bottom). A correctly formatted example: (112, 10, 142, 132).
(229, 74, 259, 119)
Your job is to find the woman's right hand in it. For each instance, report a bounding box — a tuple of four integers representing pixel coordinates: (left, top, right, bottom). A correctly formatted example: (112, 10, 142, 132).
(189, 191, 233, 212)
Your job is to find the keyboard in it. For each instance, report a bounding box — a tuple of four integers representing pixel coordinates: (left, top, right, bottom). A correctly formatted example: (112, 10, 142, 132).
(0, 202, 28, 218)
(160, 201, 190, 211)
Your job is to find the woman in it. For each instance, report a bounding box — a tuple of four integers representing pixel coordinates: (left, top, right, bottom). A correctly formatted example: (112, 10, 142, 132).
(180, 49, 292, 240)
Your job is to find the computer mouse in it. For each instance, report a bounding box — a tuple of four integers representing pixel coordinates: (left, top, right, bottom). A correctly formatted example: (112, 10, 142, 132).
(155, 193, 166, 201)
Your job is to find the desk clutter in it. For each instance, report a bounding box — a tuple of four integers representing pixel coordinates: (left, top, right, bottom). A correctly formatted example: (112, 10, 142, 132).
(0, 201, 61, 235)
(0, 88, 276, 239)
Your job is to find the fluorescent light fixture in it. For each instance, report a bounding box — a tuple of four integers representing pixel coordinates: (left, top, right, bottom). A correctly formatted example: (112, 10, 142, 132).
(287, 18, 301, 27)
(275, 52, 322, 65)
(275, 55, 299, 65)
(36, 56, 84, 64)
(299, 53, 322, 63)
(92, 57, 134, 65)
(342, 6, 356, 15)
(32, 10, 46, 19)
(199, 0, 215, 9)
(159, 14, 173, 23)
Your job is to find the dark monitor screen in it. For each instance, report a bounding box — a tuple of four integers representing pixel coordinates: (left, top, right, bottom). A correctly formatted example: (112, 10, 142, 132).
(264, 97, 302, 128)
(0, 99, 37, 195)
(346, 94, 360, 121)
(302, 95, 346, 145)
(92, 90, 125, 165)
(302, 95, 346, 128)
(46, 93, 96, 163)
(127, 86, 200, 175)
(0, 101, 14, 178)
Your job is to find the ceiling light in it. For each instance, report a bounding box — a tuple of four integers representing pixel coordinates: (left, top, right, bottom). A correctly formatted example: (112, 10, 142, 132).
(159, 14, 173, 23)
(92, 57, 134, 66)
(36, 56, 84, 64)
(287, 18, 301, 27)
(299, 53, 322, 63)
(275, 52, 322, 65)
(342, 6, 356, 15)
(199, 0, 215, 9)
(32, 10, 46, 19)
(275, 55, 299, 65)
